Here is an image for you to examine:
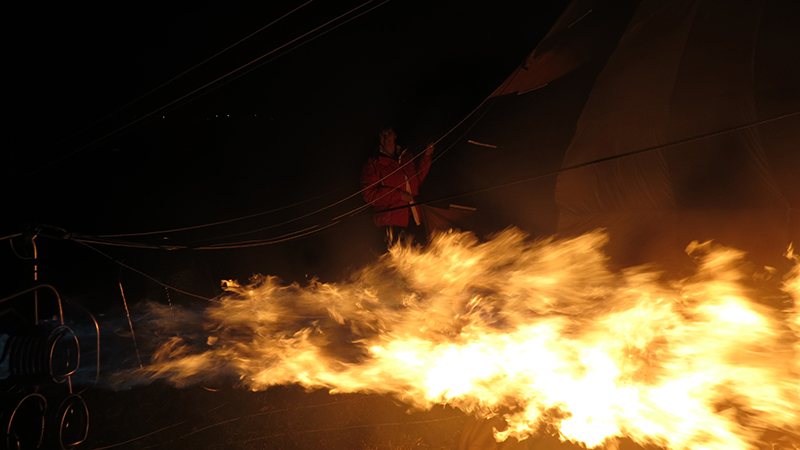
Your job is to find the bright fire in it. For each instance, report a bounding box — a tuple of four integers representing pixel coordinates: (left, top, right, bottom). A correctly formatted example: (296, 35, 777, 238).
(134, 230, 800, 449)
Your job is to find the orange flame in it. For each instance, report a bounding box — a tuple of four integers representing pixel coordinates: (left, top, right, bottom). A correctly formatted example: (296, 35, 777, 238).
(137, 230, 800, 449)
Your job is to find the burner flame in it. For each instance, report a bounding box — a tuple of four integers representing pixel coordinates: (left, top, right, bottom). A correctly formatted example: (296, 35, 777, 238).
(132, 229, 800, 449)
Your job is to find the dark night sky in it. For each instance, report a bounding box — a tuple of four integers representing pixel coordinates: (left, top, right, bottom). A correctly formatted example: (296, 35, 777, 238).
(3, 0, 569, 290)
(4, 1, 566, 220)
(0, 0, 582, 310)
(2, 4, 571, 448)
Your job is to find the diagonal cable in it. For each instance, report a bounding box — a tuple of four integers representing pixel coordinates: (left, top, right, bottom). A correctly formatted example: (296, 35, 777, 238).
(14, 0, 384, 183)
(74, 240, 212, 299)
(16, 0, 315, 174)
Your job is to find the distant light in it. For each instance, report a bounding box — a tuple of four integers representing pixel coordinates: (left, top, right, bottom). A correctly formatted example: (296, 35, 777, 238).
(227, 114, 230, 117)
(162, 115, 165, 119)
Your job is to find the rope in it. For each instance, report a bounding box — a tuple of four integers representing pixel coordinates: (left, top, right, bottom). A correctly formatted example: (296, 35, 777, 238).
(183, 0, 392, 106)
(68, 221, 338, 250)
(93, 9, 540, 241)
(15, 1, 315, 176)
(14, 0, 387, 183)
(74, 240, 212, 300)
(100, 1, 404, 241)
(104, 1, 316, 124)
(71, 221, 340, 250)
(89, 80, 483, 244)
(9, 2, 583, 250)
(0, 233, 22, 242)
(97, 183, 357, 238)
(63, 108, 800, 251)
(333, 95, 504, 223)
(9, 238, 32, 260)
(197, 221, 341, 249)
(419, 109, 800, 206)
(118, 275, 144, 369)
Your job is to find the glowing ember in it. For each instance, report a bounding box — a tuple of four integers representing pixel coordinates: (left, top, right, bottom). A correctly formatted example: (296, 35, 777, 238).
(132, 230, 800, 449)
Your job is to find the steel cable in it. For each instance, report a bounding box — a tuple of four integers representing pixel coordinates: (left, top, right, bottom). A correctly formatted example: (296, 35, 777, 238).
(14, 0, 387, 183)
(12, 1, 316, 177)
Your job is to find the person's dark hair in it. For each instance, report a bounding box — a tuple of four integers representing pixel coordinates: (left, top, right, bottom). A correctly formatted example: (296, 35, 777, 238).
(379, 126, 396, 138)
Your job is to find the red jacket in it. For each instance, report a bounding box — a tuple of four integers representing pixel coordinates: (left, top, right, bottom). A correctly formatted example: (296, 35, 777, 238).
(361, 147, 432, 227)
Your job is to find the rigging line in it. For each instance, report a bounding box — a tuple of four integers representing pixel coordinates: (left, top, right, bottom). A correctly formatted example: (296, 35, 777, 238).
(97, 181, 358, 238)
(96, 143, 422, 245)
(207, 142, 446, 242)
(13, 0, 381, 183)
(222, 107, 800, 233)
(23, 10, 556, 253)
(187, 104, 468, 243)
(179, 0, 520, 244)
(71, 0, 383, 240)
(0, 233, 22, 242)
(70, 236, 182, 250)
(9, 238, 33, 260)
(332, 123, 478, 223)
(331, 133, 466, 225)
(63, 5, 566, 246)
(196, 147, 425, 242)
(151, 143, 427, 244)
(424, 43, 529, 152)
(201, 224, 320, 247)
(192, 221, 341, 249)
(324, 42, 537, 224)
(326, 33, 532, 233)
(104, 108, 800, 251)
(65, 3, 392, 243)
(77, 222, 320, 249)
(87, 0, 495, 243)
(70, 221, 337, 250)
(99, 0, 393, 240)
(426, 95, 499, 171)
(73, 110, 800, 251)
(100, 0, 399, 242)
(185, 195, 360, 243)
(413, 4, 562, 159)
(190, 0, 391, 102)
(333, 152, 437, 223)
(349, 8, 569, 202)
(90, 131, 418, 244)
(21, 1, 315, 173)
(118, 272, 144, 369)
(73, 240, 212, 300)
(330, 35, 548, 223)
(82, 128, 462, 248)
(380, 109, 800, 210)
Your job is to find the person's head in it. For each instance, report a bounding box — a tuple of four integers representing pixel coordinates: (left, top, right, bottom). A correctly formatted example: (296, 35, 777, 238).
(379, 127, 397, 155)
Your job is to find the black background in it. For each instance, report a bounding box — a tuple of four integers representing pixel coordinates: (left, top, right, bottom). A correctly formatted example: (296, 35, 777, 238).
(1, 2, 571, 449)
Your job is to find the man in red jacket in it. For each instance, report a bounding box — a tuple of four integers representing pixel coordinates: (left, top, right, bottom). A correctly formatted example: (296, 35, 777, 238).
(361, 127, 434, 246)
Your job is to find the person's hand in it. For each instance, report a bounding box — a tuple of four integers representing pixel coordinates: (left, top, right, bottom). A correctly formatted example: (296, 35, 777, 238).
(401, 192, 414, 203)
(425, 143, 434, 156)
